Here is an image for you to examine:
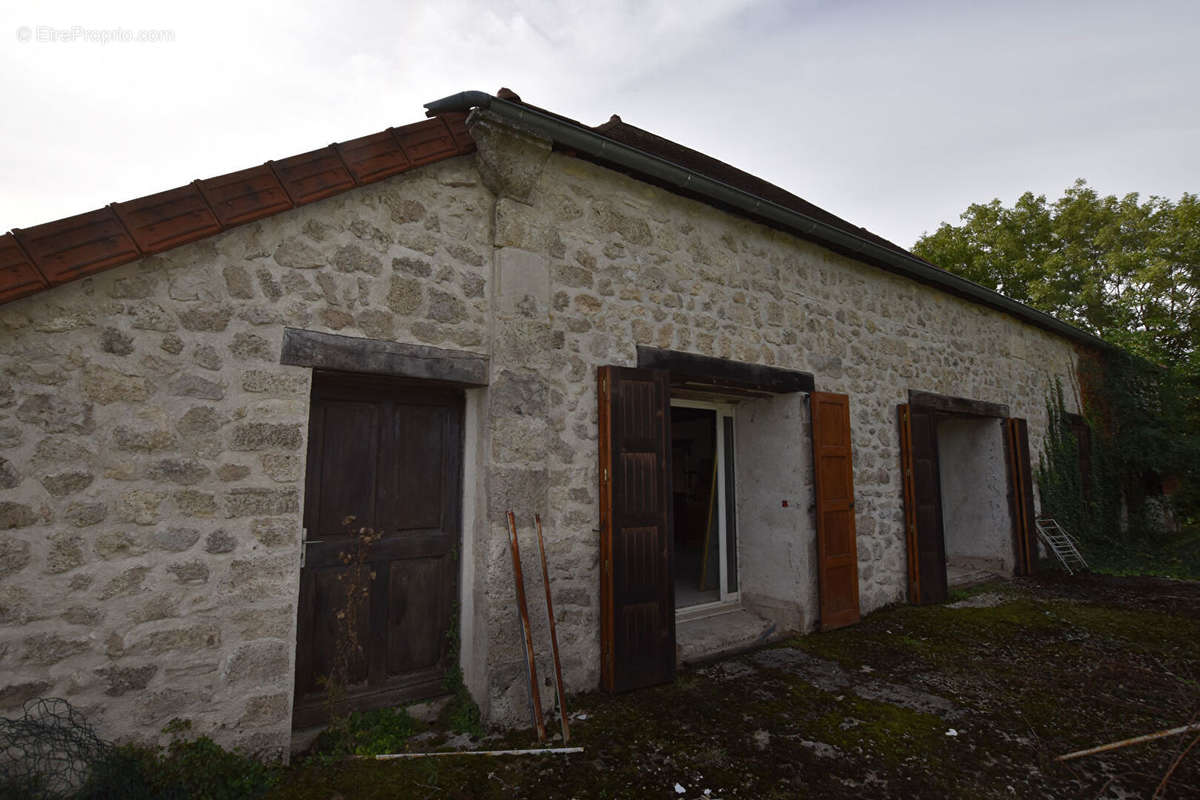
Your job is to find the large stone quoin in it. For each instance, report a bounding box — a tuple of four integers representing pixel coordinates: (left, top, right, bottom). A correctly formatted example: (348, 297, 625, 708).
(0, 90, 1085, 757)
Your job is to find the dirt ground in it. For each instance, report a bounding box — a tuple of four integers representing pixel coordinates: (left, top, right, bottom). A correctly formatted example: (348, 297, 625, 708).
(277, 574, 1200, 799)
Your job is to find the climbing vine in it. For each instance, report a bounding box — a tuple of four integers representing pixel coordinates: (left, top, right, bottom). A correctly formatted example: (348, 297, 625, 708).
(1039, 349, 1200, 575)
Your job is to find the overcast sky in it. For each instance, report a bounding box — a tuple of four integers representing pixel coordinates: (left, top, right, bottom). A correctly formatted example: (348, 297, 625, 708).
(2, 0, 1197, 250)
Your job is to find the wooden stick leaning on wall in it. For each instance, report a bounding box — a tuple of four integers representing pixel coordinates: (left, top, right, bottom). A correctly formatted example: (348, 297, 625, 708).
(506, 511, 546, 743)
(535, 513, 570, 744)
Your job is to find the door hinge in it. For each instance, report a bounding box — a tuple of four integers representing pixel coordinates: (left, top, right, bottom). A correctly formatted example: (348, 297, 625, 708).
(300, 530, 324, 568)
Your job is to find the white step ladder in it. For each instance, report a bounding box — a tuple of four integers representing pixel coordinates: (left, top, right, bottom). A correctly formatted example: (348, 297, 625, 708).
(1034, 518, 1089, 575)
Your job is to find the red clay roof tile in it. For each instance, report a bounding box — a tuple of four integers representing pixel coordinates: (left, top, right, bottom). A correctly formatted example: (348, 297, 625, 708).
(0, 233, 47, 303)
(113, 185, 222, 254)
(270, 146, 357, 205)
(337, 129, 413, 184)
(396, 117, 464, 166)
(0, 113, 475, 306)
(196, 165, 294, 227)
(440, 112, 473, 151)
(13, 207, 141, 285)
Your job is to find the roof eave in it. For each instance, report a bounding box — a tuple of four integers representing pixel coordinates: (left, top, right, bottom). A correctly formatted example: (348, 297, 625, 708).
(426, 91, 1110, 351)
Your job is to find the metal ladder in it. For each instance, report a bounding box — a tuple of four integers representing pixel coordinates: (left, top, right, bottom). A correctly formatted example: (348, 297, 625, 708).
(1034, 518, 1089, 575)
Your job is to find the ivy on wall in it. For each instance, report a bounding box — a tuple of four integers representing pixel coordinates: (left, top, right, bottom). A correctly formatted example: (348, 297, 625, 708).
(1038, 348, 1200, 573)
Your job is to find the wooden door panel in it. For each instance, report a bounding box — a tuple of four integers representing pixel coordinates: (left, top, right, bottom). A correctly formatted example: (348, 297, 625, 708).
(1004, 418, 1037, 576)
(304, 566, 371, 691)
(898, 403, 948, 605)
(616, 525, 662, 599)
(811, 392, 861, 630)
(314, 401, 380, 533)
(387, 404, 446, 531)
(599, 366, 674, 693)
(295, 373, 463, 726)
(618, 452, 661, 517)
(386, 556, 452, 674)
(821, 510, 852, 556)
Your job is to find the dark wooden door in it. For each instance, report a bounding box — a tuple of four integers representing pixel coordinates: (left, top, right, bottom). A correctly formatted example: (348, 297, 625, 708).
(897, 404, 948, 604)
(1004, 417, 1037, 576)
(811, 392, 861, 630)
(293, 372, 463, 728)
(598, 366, 674, 692)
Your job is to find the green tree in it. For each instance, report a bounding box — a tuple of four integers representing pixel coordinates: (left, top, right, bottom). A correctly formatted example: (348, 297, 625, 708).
(913, 179, 1200, 373)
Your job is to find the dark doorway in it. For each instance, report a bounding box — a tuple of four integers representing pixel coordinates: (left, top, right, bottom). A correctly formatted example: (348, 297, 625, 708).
(671, 405, 720, 608)
(293, 372, 463, 728)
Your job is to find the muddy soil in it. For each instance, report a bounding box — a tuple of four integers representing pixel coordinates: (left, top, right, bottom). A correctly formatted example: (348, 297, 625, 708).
(276, 574, 1200, 799)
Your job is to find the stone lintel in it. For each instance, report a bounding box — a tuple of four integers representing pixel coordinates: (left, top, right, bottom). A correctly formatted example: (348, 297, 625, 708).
(636, 346, 814, 394)
(908, 389, 1009, 418)
(280, 328, 489, 386)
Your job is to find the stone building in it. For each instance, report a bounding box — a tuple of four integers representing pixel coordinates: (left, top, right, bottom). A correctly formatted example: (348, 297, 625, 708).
(0, 89, 1103, 756)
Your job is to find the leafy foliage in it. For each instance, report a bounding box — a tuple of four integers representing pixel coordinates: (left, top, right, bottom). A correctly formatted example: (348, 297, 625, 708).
(1036, 368, 1199, 576)
(912, 179, 1200, 372)
(310, 707, 418, 760)
(77, 721, 278, 800)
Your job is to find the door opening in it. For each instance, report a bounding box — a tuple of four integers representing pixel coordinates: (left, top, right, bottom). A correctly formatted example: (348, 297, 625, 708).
(670, 400, 738, 612)
(293, 372, 464, 728)
(899, 398, 1036, 604)
(936, 417, 1014, 586)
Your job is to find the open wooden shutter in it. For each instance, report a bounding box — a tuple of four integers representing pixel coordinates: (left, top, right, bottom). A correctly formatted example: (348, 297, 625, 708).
(1004, 418, 1038, 576)
(810, 392, 861, 630)
(598, 366, 674, 692)
(897, 404, 948, 604)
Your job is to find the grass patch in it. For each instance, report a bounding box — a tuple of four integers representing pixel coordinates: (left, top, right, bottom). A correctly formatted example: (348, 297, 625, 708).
(812, 695, 947, 767)
(309, 707, 421, 761)
(1048, 602, 1200, 655)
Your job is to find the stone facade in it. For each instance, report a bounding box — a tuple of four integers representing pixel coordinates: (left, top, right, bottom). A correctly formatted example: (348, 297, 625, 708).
(0, 111, 1079, 755)
(0, 157, 492, 756)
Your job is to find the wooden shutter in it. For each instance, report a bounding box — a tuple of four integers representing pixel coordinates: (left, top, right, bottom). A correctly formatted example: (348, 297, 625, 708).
(810, 392, 861, 630)
(598, 366, 674, 692)
(897, 404, 948, 604)
(1004, 418, 1038, 576)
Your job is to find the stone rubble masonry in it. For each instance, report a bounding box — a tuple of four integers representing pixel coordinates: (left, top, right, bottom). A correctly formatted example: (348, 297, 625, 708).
(0, 111, 1078, 756)
(0, 156, 492, 758)
(463, 110, 1077, 729)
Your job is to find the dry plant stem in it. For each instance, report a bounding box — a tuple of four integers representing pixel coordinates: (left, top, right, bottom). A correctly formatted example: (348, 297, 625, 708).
(1153, 709, 1200, 799)
(1056, 722, 1200, 762)
(1153, 733, 1200, 799)
(507, 510, 546, 743)
(535, 513, 570, 744)
(327, 517, 380, 718)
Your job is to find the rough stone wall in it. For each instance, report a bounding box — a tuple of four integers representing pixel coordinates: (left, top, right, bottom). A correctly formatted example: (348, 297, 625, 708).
(0, 109, 1084, 746)
(0, 156, 492, 756)
(479, 132, 1080, 721)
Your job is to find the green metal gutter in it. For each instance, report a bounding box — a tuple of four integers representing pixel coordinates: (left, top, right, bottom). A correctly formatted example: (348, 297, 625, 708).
(426, 91, 1110, 350)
